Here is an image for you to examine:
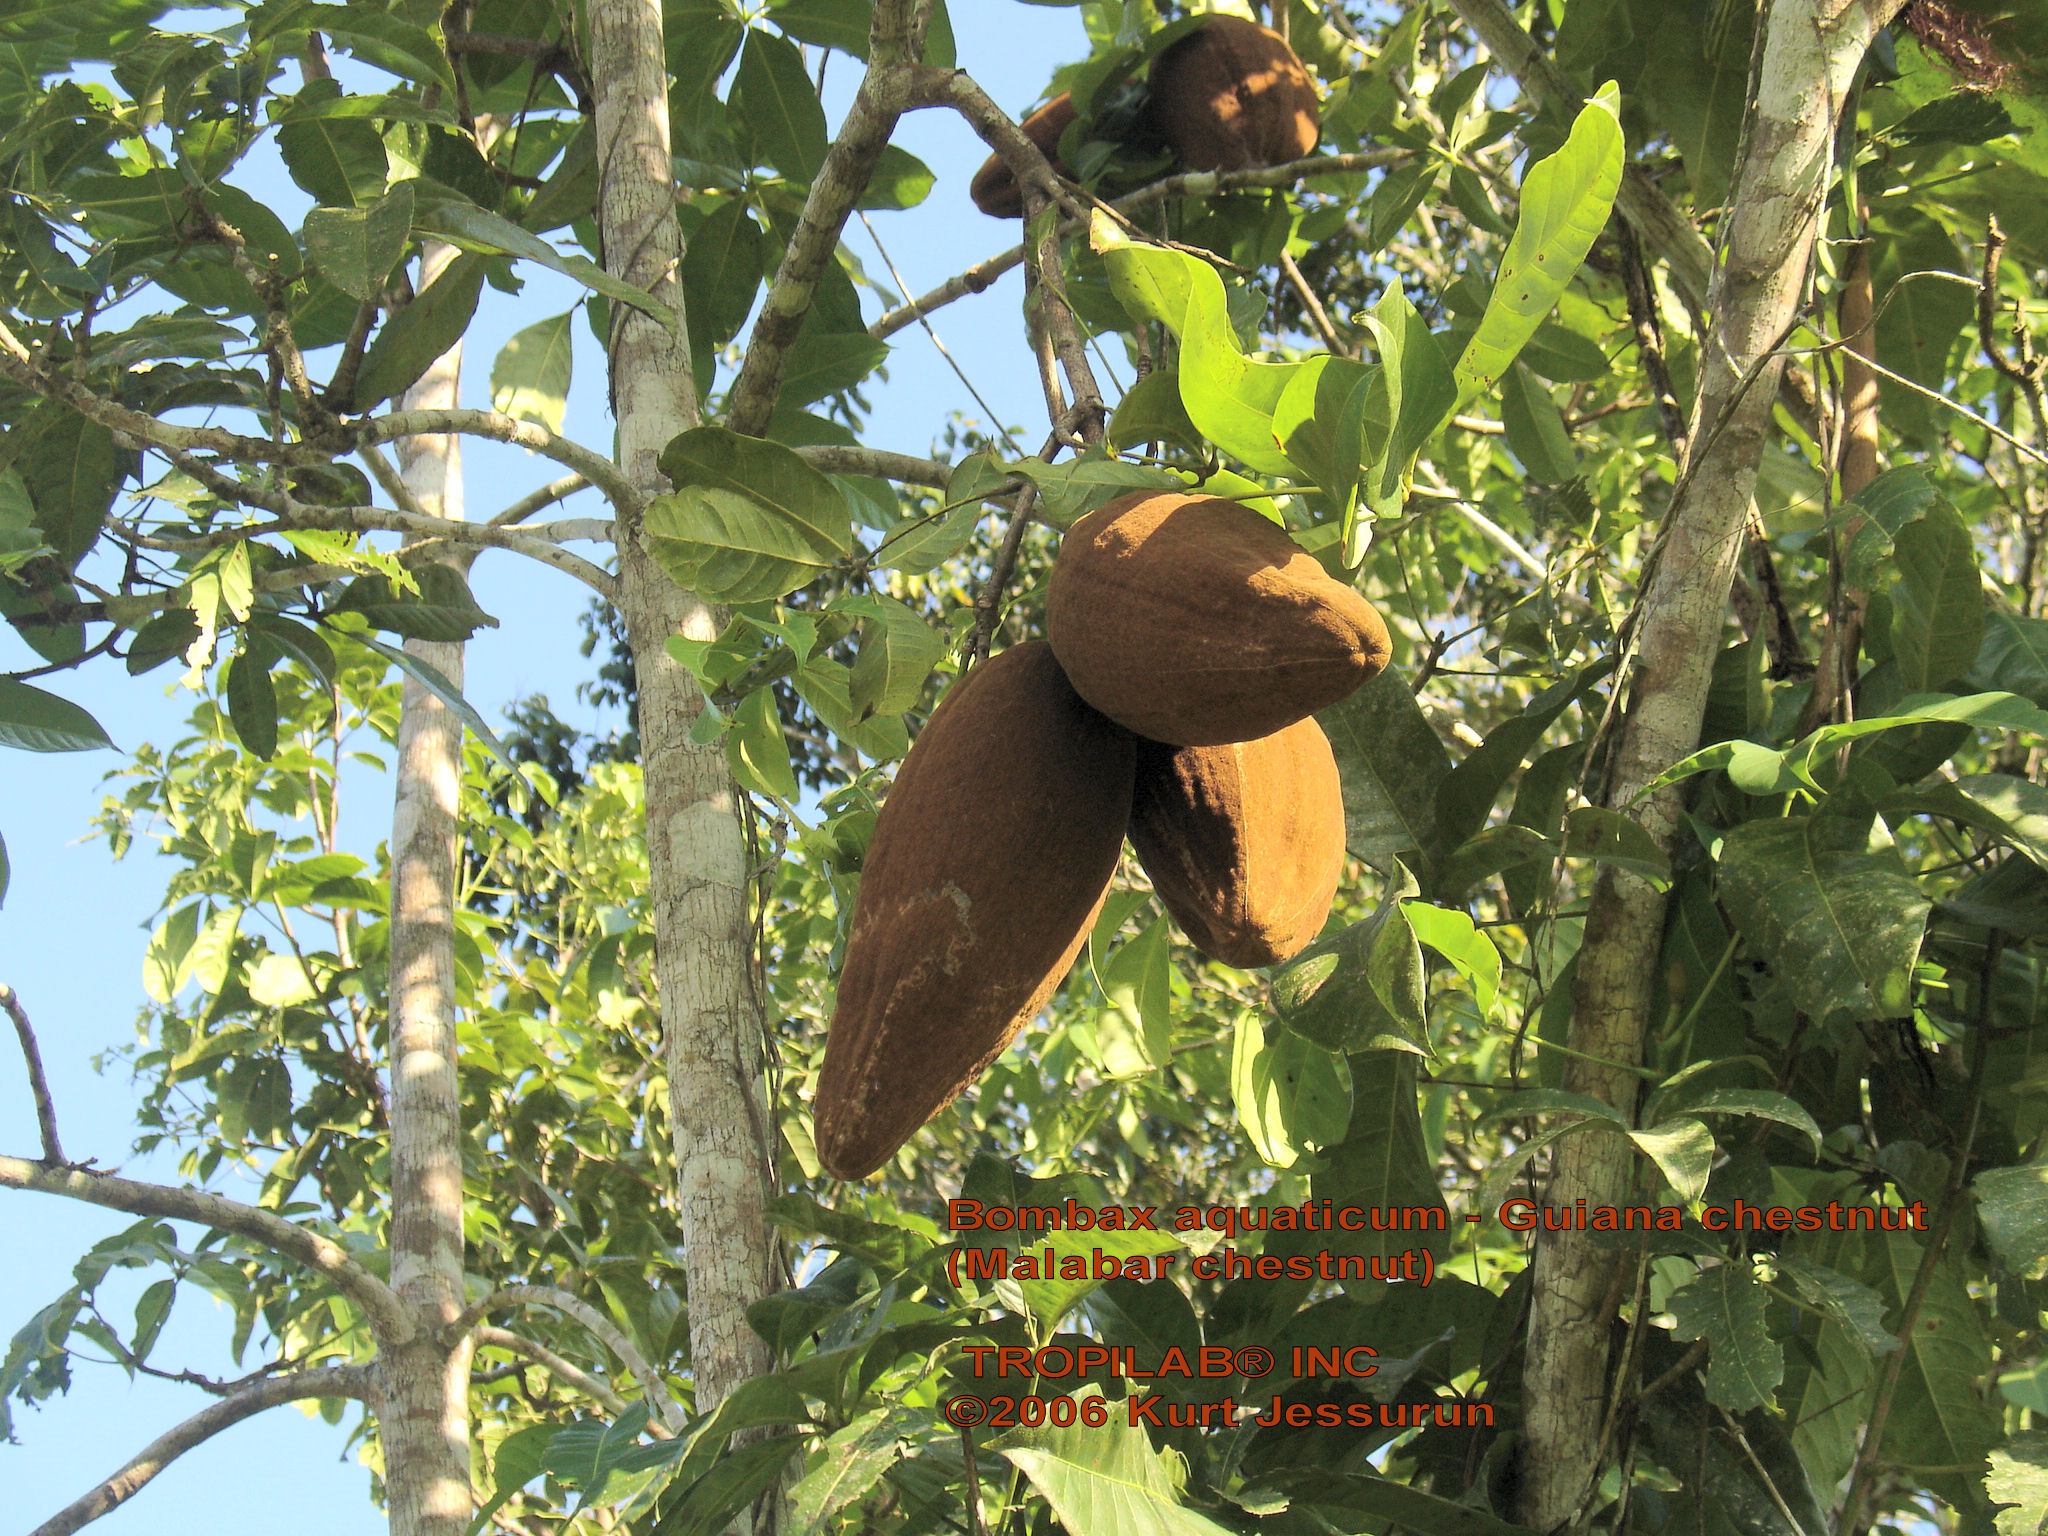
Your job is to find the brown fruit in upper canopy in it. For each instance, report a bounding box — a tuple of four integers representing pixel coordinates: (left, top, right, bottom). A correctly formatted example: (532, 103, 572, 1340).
(1130, 718, 1346, 969)
(1046, 491, 1392, 747)
(814, 641, 1135, 1180)
(970, 92, 1080, 218)
(1146, 14, 1319, 172)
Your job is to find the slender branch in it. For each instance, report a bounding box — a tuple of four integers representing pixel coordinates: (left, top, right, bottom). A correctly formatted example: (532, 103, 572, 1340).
(448, 1285, 684, 1433)
(357, 410, 636, 514)
(794, 445, 952, 489)
(1, 984, 65, 1165)
(1279, 248, 1348, 355)
(360, 441, 432, 520)
(27, 1365, 376, 1536)
(869, 150, 1403, 341)
(0, 1155, 418, 1343)
(489, 473, 589, 527)
(724, 52, 919, 437)
(1976, 215, 2039, 389)
(967, 426, 1065, 665)
(474, 1326, 631, 1420)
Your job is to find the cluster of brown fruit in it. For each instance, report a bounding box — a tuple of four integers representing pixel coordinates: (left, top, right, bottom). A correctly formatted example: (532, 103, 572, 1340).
(814, 492, 1392, 1180)
(969, 14, 1321, 219)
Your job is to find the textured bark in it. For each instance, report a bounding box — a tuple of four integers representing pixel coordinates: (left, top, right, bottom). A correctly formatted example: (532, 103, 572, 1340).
(380, 239, 476, 1536)
(1516, 4, 1901, 1529)
(588, 0, 780, 1498)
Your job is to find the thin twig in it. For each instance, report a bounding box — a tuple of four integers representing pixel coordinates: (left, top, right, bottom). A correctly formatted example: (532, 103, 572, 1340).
(1279, 247, 1348, 356)
(488, 472, 589, 527)
(1, 985, 65, 1165)
(447, 1284, 684, 1433)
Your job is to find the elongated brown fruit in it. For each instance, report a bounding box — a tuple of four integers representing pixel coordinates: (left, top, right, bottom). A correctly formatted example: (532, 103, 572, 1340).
(971, 92, 1080, 218)
(815, 642, 1135, 1179)
(1146, 15, 1319, 172)
(1046, 491, 1391, 746)
(1130, 719, 1345, 968)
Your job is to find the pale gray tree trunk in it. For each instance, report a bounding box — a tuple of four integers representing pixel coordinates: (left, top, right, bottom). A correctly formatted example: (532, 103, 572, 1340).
(1517, 4, 1901, 1527)
(380, 240, 477, 1536)
(587, 0, 780, 1501)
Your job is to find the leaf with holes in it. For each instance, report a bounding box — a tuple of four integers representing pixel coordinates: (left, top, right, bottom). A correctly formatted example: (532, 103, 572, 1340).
(1669, 1262, 1782, 1412)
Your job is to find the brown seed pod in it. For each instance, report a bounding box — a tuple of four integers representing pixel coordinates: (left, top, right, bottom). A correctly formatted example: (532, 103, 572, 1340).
(1130, 717, 1346, 968)
(970, 92, 1080, 219)
(1046, 491, 1391, 747)
(815, 642, 1135, 1179)
(1145, 14, 1319, 172)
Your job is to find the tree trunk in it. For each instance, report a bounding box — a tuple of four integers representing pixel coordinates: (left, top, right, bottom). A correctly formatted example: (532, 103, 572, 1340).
(380, 240, 476, 1536)
(587, 0, 780, 1491)
(1516, 4, 1900, 1528)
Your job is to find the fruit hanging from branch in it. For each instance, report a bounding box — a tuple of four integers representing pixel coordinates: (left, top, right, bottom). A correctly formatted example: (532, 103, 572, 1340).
(1129, 717, 1346, 969)
(813, 641, 1136, 1180)
(1046, 491, 1390, 747)
(969, 13, 1319, 217)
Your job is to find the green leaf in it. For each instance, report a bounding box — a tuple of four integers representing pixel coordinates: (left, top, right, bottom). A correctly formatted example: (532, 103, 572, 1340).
(1008, 451, 1185, 529)
(1232, 1017, 1351, 1168)
(1949, 773, 2048, 867)
(777, 330, 889, 409)
(225, 635, 279, 761)
(1309, 1051, 1451, 1278)
(1105, 368, 1206, 457)
(1716, 810, 1930, 1022)
(414, 202, 673, 324)
(303, 182, 412, 302)
(1628, 1117, 1713, 1205)
(333, 563, 499, 641)
(353, 252, 485, 408)
(787, 1406, 920, 1530)
(773, 0, 873, 57)
(250, 3, 457, 94)
(656, 1435, 807, 1536)
(1973, 610, 2048, 704)
(733, 29, 828, 183)
(1867, 1233, 2001, 1496)
(840, 594, 944, 720)
(1561, 806, 1671, 887)
(993, 1388, 1235, 1536)
(352, 632, 513, 766)
(1272, 891, 1429, 1056)
(1320, 667, 1452, 876)
(1452, 86, 1624, 411)
(1095, 916, 1174, 1076)
(0, 678, 113, 752)
(1978, 1161, 2048, 1278)
(856, 144, 934, 210)
(1499, 362, 1577, 483)
(1269, 1471, 1536, 1536)
(1669, 1262, 1782, 1413)
(130, 1277, 174, 1363)
(725, 685, 798, 802)
(1889, 499, 1984, 691)
(277, 85, 390, 207)
(1988, 1432, 2048, 1536)
(490, 310, 575, 434)
(1653, 1088, 1822, 1154)
(679, 199, 767, 347)
(16, 406, 118, 569)
(647, 427, 852, 602)
(1360, 288, 1457, 519)
(1402, 902, 1500, 1018)
(1775, 1257, 1899, 1357)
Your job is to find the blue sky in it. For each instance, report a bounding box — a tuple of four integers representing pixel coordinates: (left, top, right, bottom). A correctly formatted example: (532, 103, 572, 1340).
(1, 2, 1094, 1527)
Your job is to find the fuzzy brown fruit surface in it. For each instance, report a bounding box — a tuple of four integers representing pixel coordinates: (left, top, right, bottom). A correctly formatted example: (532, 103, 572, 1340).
(1146, 15, 1319, 172)
(1046, 492, 1391, 746)
(1131, 718, 1345, 968)
(815, 642, 1135, 1179)
(970, 92, 1079, 218)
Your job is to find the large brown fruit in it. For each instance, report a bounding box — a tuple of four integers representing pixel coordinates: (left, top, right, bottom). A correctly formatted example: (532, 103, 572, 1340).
(1046, 491, 1391, 746)
(971, 93, 1080, 218)
(1146, 15, 1319, 172)
(1130, 719, 1346, 969)
(815, 642, 1135, 1179)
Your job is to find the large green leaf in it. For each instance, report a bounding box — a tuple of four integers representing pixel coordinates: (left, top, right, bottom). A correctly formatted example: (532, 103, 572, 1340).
(776, 329, 890, 409)
(303, 182, 412, 302)
(787, 1406, 921, 1530)
(993, 1390, 1234, 1536)
(353, 252, 485, 408)
(277, 89, 388, 208)
(414, 202, 672, 323)
(1888, 499, 1984, 691)
(1867, 1233, 2001, 1505)
(1669, 1262, 1782, 1412)
(679, 198, 767, 347)
(332, 564, 499, 642)
(1272, 891, 1428, 1055)
(1231, 1018, 1352, 1168)
(1265, 1471, 1535, 1536)
(648, 427, 852, 602)
(1359, 288, 1457, 538)
(732, 29, 828, 183)
(1716, 810, 1929, 1022)
(1094, 915, 1174, 1078)
(1320, 668, 1452, 876)
(248, 2, 457, 94)
(0, 678, 113, 752)
(1972, 609, 2048, 703)
(1308, 1051, 1450, 1284)
(1978, 1161, 2048, 1277)
(1989, 1432, 2048, 1536)
(838, 593, 945, 720)
(1451, 86, 1624, 410)
(490, 310, 575, 434)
